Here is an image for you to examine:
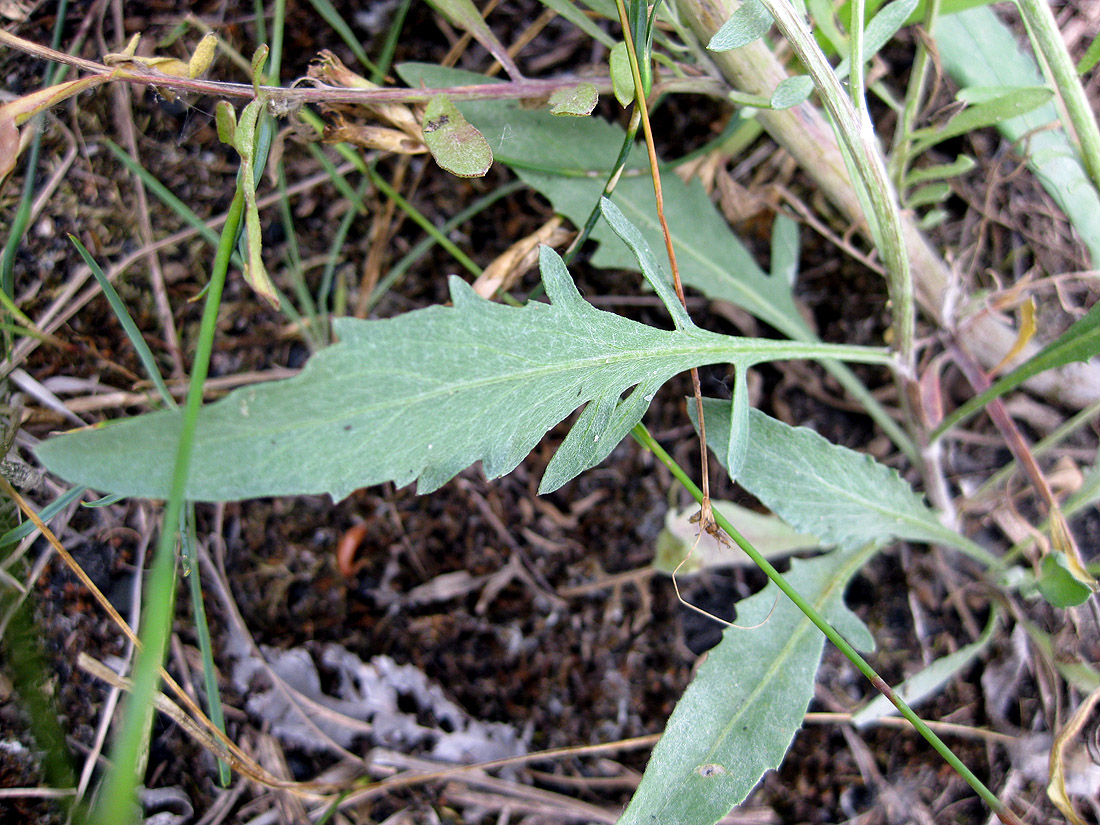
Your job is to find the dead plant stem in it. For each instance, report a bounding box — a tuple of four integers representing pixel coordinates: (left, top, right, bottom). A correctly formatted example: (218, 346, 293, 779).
(614, 0, 715, 532)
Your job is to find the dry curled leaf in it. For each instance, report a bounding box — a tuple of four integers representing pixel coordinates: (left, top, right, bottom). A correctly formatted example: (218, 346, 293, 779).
(323, 115, 425, 155)
(472, 216, 570, 298)
(310, 51, 422, 140)
(0, 114, 18, 182)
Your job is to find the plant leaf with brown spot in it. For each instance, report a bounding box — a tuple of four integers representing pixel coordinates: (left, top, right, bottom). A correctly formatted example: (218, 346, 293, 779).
(422, 95, 492, 178)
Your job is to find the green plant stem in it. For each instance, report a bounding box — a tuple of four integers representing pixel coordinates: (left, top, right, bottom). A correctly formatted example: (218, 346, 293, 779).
(631, 421, 1022, 825)
(1016, 0, 1100, 192)
(889, 0, 941, 192)
(92, 190, 244, 824)
(756, 0, 915, 375)
(849, 0, 867, 113)
(562, 108, 642, 266)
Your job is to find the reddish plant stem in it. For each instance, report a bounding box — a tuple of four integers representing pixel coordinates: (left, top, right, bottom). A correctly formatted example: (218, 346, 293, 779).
(613, 1, 715, 528)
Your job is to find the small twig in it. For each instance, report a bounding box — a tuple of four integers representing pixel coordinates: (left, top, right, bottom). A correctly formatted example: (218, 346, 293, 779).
(614, 0, 717, 536)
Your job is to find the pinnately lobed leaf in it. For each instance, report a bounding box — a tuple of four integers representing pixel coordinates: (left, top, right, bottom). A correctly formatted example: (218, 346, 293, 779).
(619, 543, 875, 825)
(36, 250, 887, 503)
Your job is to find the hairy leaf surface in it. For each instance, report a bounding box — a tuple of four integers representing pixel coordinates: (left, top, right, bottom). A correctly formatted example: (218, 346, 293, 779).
(619, 544, 875, 825)
(36, 252, 886, 502)
(692, 398, 964, 551)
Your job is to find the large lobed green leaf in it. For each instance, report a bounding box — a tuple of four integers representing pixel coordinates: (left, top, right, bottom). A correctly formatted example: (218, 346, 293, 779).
(36, 250, 886, 502)
(619, 544, 875, 825)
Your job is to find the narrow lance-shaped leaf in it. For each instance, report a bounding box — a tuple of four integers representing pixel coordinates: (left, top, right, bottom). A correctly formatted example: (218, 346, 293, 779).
(423, 0, 523, 80)
(619, 544, 875, 825)
(36, 250, 889, 503)
(598, 197, 692, 330)
(726, 365, 749, 481)
(770, 75, 814, 109)
(691, 398, 994, 562)
(908, 87, 1054, 155)
(833, 0, 919, 80)
(394, 64, 810, 339)
(852, 610, 998, 726)
(708, 0, 773, 52)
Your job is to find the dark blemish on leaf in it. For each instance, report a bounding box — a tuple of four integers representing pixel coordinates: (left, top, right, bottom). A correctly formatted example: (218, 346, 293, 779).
(343, 424, 352, 431)
(424, 114, 449, 133)
(694, 764, 728, 778)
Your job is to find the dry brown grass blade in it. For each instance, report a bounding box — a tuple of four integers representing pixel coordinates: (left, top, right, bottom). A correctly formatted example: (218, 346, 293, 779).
(1047, 685, 1100, 824)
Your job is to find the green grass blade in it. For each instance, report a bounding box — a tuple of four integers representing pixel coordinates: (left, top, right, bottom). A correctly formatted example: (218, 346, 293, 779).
(0, 484, 86, 548)
(932, 299, 1100, 440)
(306, 0, 379, 73)
(373, 0, 413, 83)
(90, 189, 245, 824)
(68, 237, 175, 408)
(182, 505, 231, 785)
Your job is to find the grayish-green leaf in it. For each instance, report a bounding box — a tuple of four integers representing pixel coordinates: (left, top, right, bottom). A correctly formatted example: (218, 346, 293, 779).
(396, 63, 808, 339)
(769, 74, 814, 109)
(708, 0, 773, 52)
(904, 182, 952, 209)
(422, 94, 493, 178)
(852, 612, 997, 726)
(904, 155, 976, 187)
(598, 197, 692, 329)
(548, 83, 598, 116)
(726, 365, 750, 482)
(393, 64, 916, 462)
(834, 0, 919, 80)
(610, 41, 635, 107)
(908, 87, 1054, 155)
(935, 6, 1100, 266)
(36, 253, 888, 503)
(693, 398, 966, 552)
(769, 213, 799, 286)
(619, 544, 875, 825)
(654, 500, 819, 575)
